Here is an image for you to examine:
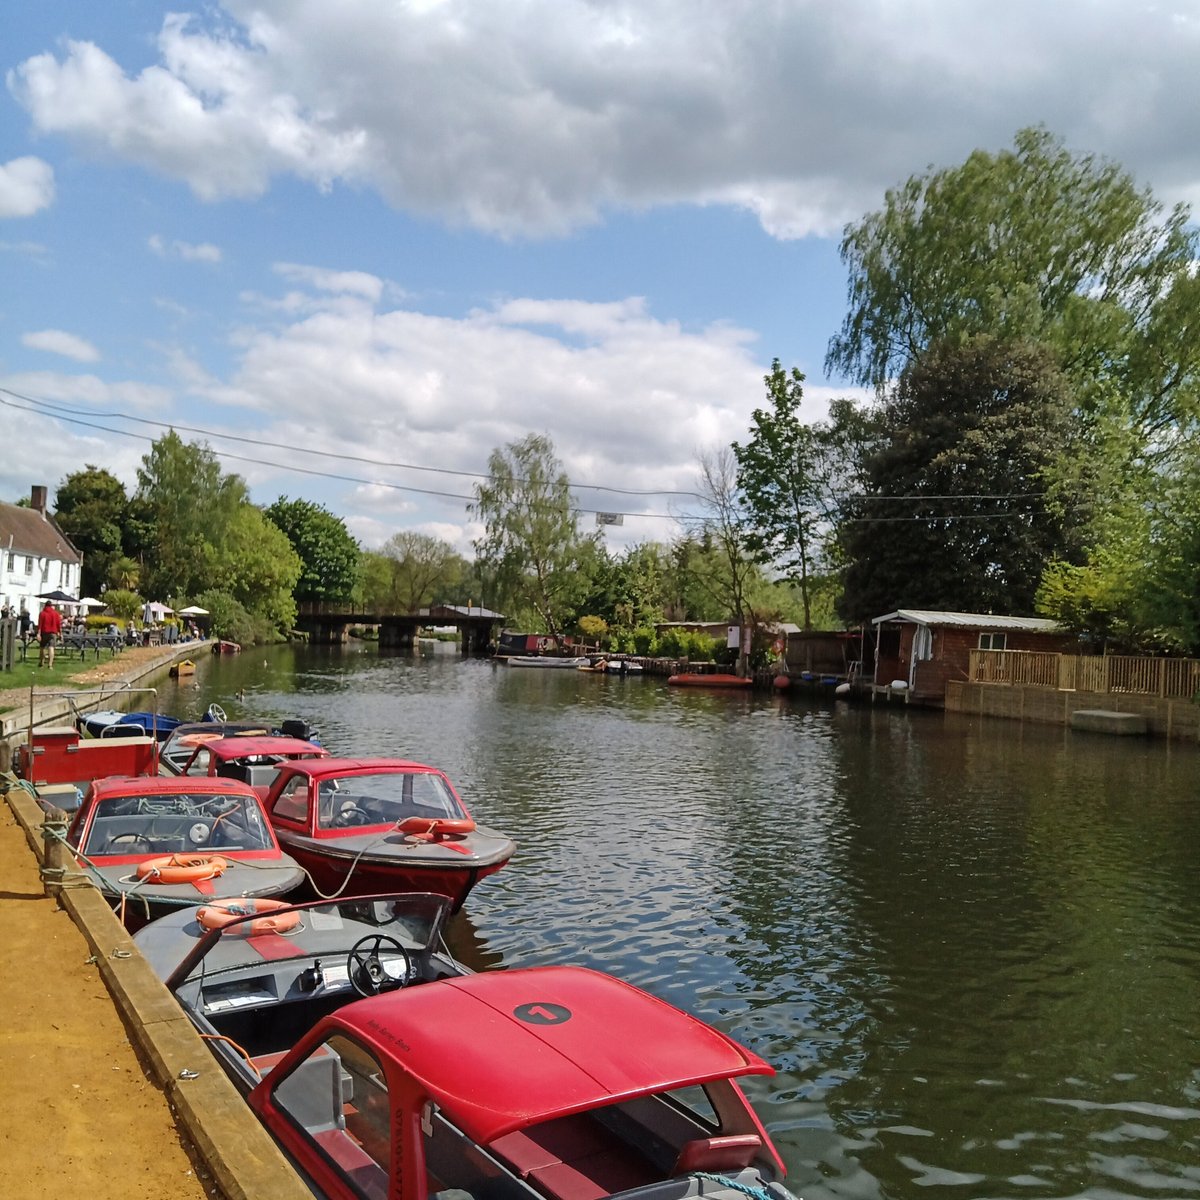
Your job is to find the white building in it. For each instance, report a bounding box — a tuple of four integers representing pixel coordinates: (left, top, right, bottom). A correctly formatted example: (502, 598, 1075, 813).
(0, 485, 83, 623)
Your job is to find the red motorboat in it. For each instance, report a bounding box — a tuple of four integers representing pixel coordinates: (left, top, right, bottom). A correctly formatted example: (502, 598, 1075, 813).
(262, 757, 515, 910)
(135, 893, 798, 1200)
(173, 733, 330, 797)
(65, 774, 306, 926)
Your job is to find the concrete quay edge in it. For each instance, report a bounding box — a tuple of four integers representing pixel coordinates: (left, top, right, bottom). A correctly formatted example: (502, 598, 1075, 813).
(0, 640, 208, 741)
(4, 734, 312, 1199)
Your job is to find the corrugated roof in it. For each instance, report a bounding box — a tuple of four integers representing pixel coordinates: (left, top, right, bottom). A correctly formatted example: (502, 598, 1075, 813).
(0, 502, 81, 563)
(872, 609, 1062, 632)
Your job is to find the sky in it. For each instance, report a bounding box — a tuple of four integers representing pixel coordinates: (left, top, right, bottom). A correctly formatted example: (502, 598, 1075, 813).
(4, 1, 1200, 558)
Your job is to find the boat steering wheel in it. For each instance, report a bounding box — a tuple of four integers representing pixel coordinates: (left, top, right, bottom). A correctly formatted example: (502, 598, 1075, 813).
(347, 934, 412, 996)
(334, 802, 372, 827)
(207, 703, 227, 723)
(108, 832, 154, 850)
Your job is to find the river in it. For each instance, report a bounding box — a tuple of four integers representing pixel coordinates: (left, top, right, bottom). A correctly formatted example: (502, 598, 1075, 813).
(160, 642, 1200, 1200)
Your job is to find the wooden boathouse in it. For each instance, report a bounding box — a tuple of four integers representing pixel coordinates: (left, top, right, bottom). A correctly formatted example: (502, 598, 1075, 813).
(869, 609, 1079, 705)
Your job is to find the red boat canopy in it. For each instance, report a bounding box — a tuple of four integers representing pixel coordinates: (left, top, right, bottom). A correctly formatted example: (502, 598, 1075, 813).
(335, 965, 773, 1147)
(200, 736, 328, 761)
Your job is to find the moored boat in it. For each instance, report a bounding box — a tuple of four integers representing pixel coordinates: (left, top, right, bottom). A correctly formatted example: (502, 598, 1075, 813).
(66, 775, 306, 927)
(135, 893, 799, 1200)
(667, 673, 752, 688)
(508, 655, 590, 668)
(262, 757, 515, 910)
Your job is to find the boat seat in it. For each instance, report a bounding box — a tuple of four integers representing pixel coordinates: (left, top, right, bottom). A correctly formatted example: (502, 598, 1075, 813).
(672, 1135, 762, 1176)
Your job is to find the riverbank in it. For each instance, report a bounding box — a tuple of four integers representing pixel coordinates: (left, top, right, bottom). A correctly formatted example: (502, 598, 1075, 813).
(0, 642, 310, 1200)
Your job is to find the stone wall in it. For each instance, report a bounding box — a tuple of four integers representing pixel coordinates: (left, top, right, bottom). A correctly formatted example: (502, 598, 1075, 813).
(946, 680, 1200, 742)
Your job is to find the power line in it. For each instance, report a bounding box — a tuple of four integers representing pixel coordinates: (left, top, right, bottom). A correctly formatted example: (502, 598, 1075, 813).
(0, 385, 705, 500)
(0, 388, 688, 520)
(0, 384, 1058, 525)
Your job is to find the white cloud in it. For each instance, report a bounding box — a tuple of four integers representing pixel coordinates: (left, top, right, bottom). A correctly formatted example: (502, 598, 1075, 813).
(21, 329, 100, 362)
(274, 263, 383, 301)
(0, 156, 54, 217)
(11, 3, 1200, 237)
(148, 233, 222, 262)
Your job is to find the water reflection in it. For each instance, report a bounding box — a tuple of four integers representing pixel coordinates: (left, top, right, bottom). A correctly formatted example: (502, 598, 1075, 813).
(166, 646, 1200, 1200)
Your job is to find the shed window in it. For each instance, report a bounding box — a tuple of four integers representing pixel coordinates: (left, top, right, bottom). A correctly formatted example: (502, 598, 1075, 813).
(978, 633, 1007, 651)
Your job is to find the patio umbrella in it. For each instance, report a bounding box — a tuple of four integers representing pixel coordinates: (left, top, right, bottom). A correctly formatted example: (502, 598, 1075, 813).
(178, 605, 209, 615)
(36, 589, 78, 603)
(77, 596, 106, 609)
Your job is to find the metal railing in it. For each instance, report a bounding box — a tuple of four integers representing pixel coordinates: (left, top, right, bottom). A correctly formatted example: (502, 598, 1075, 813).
(969, 649, 1200, 699)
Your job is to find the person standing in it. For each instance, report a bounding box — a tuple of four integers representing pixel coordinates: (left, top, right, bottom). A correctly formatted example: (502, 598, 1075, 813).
(37, 601, 62, 669)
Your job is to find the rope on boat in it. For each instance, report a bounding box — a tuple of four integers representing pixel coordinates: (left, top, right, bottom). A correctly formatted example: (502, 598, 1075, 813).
(692, 1174, 781, 1200)
(303, 828, 405, 902)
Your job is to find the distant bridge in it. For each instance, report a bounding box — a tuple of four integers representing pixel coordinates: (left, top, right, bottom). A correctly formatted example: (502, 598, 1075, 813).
(295, 602, 504, 653)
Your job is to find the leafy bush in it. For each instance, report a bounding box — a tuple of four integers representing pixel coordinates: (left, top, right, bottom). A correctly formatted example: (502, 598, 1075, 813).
(194, 588, 277, 645)
(102, 589, 142, 621)
(686, 632, 720, 662)
(578, 615, 608, 641)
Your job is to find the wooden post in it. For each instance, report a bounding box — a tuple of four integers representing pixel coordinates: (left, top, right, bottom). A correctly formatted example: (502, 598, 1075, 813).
(40, 807, 72, 899)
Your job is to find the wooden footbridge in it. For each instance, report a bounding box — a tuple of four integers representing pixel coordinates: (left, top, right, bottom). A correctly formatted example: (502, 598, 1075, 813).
(295, 602, 504, 653)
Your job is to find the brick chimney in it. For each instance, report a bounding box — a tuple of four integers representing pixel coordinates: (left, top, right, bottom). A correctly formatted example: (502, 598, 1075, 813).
(30, 485, 48, 515)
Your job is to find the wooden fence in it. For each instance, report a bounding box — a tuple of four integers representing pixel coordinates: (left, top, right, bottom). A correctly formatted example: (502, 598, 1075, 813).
(969, 649, 1200, 699)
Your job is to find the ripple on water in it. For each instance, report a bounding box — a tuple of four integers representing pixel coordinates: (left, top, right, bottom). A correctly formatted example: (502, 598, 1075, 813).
(185, 650, 1200, 1200)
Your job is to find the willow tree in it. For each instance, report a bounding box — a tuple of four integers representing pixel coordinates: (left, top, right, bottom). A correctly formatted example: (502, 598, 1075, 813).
(470, 433, 596, 636)
(826, 126, 1200, 438)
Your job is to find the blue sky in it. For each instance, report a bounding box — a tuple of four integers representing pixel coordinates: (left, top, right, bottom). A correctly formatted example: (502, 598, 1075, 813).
(4, 2, 1200, 555)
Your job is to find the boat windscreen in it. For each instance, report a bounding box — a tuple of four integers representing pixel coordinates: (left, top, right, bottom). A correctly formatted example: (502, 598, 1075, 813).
(82, 791, 274, 855)
(315, 772, 465, 829)
(179, 894, 454, 984)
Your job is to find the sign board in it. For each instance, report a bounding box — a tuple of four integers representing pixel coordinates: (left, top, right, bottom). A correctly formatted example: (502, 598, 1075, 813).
(595, 512, 624, 526)
(727, 625, 740, 649)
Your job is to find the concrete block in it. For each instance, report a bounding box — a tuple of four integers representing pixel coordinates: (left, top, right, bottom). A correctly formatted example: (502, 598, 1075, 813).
(1070, 709, 1148, 735)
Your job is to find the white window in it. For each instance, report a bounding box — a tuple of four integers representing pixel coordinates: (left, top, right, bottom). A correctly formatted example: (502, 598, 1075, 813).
(978, 632, 1007, 651)
(5, 552, 13, 571)
(24, 556, 32, 574)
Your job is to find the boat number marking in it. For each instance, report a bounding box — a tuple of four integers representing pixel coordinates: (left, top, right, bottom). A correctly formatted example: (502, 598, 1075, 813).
(514, 1002, 572, 1025)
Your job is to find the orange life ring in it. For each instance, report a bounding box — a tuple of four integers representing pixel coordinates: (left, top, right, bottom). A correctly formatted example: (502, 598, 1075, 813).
(196, 897, 301, 935)
(135, 853, 228, 883)
(396, 815, 476, 840)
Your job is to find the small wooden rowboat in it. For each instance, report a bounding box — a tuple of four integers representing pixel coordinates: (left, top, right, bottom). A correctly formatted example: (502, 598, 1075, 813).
(169, 659, 196, 678)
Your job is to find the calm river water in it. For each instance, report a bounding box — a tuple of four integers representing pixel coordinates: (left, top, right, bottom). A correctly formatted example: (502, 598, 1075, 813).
(163, 643, 1200, 1200)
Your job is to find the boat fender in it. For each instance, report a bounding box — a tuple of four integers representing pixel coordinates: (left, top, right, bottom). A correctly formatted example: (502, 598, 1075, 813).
(196, 897, 301, 935)
(395, 816, 476, 841)
(136, 853, 229, 883)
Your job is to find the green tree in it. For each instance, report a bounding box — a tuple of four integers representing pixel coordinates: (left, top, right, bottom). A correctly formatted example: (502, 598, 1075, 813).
(53, 466, 130, 596)
(688, 448, 759, 674)
(107, 555, 140, 593)
(470, 433, 597, 637)
(213, 505, 302, 634)
(379, 531, 467, 612)
(733, 360, 855, 630)
(265, 497, 360, 603)
(837, 336, 1073, 622)
(136, 431, 247, 598)
(826, 126, 1200, 441)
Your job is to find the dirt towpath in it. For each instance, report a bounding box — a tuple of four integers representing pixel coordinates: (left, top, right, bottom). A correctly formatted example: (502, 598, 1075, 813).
(0, 644, 221, 1199)
(0, 805, 217, 1199)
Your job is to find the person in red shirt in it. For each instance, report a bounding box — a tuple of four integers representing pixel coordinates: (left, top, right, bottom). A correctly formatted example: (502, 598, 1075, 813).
(37, 601, 63, 668)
